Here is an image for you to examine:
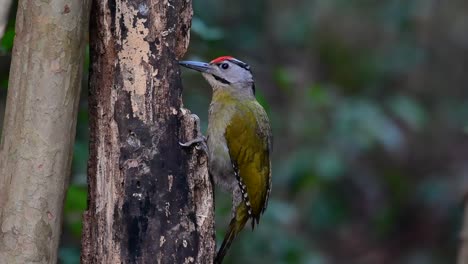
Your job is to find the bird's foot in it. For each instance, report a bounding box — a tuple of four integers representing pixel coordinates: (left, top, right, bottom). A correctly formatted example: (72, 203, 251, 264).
(179, 136, 208, 155)
(179, 136, 206, 147)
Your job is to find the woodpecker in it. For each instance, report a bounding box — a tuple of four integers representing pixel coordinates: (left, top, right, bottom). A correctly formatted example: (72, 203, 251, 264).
(179, 56, 272, 263)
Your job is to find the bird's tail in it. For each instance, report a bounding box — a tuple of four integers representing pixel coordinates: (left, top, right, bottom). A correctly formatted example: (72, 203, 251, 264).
(214, 203, 249, 264)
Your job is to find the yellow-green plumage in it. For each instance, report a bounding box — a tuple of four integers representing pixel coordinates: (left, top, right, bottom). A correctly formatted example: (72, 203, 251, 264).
(225, 100, 271, 219)
(215, 203, 249, 264)
(178, 57, 272, 264)
(209, 90, 272, 263)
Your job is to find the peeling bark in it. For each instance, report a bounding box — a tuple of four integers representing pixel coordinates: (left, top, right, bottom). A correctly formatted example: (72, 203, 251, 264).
(80, 0, 215, 263)
(0, 0, 90, 263)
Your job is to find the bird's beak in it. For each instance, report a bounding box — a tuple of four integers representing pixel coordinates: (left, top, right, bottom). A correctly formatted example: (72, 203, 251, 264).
(178, 60, 212, 73)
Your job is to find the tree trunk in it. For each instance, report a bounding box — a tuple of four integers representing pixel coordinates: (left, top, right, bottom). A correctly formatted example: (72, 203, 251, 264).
(0, 0, 13, 38)
(80, 0, 215, 263)
(0, 0, 90, 263)
(459, 203, 468, 264)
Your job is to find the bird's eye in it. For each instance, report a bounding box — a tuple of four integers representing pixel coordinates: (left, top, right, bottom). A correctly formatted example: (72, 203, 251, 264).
(220, 63, 229, 70)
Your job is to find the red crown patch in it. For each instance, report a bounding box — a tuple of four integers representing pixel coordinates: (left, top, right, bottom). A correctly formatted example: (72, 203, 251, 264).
(210, 56, 234, 64)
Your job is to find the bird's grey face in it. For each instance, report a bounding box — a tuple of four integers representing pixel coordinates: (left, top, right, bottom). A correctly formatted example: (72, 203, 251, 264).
(179, 56, 255, 94)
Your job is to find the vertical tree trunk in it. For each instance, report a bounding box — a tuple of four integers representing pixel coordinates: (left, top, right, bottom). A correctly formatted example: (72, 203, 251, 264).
(0, 0, 13, 38)
(459, 204, 468, 264)
(80, 0, 215, 263)
(0, 0, 90, 262)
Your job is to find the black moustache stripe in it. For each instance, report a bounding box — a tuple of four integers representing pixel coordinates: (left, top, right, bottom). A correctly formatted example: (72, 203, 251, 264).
(212, 74, 231, 84)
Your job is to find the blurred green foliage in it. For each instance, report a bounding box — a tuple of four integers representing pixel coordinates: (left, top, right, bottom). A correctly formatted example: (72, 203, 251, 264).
(1, 0, 468, 263)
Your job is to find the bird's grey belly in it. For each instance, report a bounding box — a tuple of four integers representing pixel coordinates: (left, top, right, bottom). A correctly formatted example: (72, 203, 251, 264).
(207, 134, 236, 193)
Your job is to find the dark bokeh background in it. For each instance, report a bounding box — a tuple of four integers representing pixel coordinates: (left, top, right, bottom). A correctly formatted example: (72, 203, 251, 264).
(1, 1, 468, 263)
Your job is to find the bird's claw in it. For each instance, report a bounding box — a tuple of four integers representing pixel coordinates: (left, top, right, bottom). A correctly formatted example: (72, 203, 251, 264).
(179, 136, 206, 147)
(179, 136, 208, 155)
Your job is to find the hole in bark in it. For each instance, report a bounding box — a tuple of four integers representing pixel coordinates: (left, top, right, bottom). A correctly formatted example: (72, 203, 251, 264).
(136, 180, 141, 188)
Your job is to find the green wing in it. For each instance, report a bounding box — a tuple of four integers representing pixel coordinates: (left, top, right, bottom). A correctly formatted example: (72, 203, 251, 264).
(225, 100, 272, 224)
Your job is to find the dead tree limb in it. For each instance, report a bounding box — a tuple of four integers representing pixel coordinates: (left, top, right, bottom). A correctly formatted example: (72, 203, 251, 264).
(80, 0, 215, 263)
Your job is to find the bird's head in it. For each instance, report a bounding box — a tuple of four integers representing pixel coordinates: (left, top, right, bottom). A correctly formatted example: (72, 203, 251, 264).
(179, 56, 255, 96)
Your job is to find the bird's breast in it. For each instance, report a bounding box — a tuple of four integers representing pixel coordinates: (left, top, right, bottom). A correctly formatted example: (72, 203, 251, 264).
(206, 101, 237, 191)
